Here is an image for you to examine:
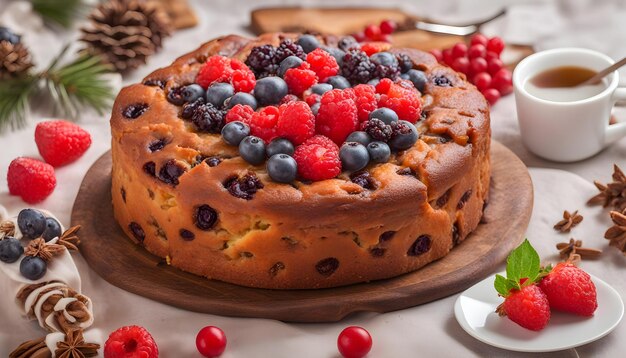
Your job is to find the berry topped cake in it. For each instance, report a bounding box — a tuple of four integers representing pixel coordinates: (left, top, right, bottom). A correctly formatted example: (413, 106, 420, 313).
(110, 33, 490, 289)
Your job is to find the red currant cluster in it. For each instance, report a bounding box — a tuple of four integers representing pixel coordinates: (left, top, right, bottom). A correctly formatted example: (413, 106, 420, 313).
(353, 19, 398, 43)
(430, 34, 512, 105)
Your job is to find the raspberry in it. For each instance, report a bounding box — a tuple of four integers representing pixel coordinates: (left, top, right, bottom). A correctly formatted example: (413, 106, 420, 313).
(316, 89, 358, 144)
(249, 106, 280, 143)
(539, 263, 598, 316)
(275, 39, 306, 62)
(306, 48, 339, 82)
(361, 42, 392, 56)
(341, 50, 375, 85)
(501, 285, 551, 331)
(377, 80, 421, 123)
(245, 45, 277, 77)
(225, 104, 254, 125)
(362, 118, 392, 142)
(196, 56, 233, 88)
(293, 135, 341, 181)
(352, 84, 378, 123)
(284, 62, 317, 96)
(7, 157, 56, 204)
(192, 103, 226, 133)
(231, 68, 256, 93)
(397, 53, 413, 73)
(104, 325, 159, 358)
(280, 94, 299, 105)
(276, 101, 315, 145)
(304, 93, 321, 107)
(35, 120, 92, 167)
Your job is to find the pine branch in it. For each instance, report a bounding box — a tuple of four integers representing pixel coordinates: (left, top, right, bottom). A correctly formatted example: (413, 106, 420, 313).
(0, 75, 38, 132)
(30, 0, 86, 28)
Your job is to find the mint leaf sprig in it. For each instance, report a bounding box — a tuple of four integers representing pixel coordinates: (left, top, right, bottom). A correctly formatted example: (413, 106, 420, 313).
(494, 239, 552, 297)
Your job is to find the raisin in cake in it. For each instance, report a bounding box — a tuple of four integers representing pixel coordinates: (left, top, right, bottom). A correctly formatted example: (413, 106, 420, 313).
(110, 33, 490, 289)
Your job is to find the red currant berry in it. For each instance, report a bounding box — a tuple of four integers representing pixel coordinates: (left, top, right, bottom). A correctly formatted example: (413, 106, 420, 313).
(452, 57, 470, 75)
(473, 72, 492, 91)
(487, 36, 506, 55)
(379, 19, 397, 34)
(429, 49, 443, 63)
(470, 33, 489, 47)
(468, 44, 486, 59)
(196, 326, 227, 358)
(442, 48, 454, 66)
(364, 24, 381, 39)
(338, 326, 372, 358)
(451, 43, 468, 59)
(469, 57, 488, 75)
(353, 32, 366, 42)
(485, 51, 499, 62)
(482, 88, 501, 105)
(491, 68, 513, 95)
(487, 57, 504, 75)
(378, 33, 392, 43)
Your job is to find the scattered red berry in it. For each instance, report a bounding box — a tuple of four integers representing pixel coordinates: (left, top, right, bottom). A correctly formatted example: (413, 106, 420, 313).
(35, 120, 92, 167)
(442, 48, 454, 66)
(451, 57, 470, 75)
(196, 56, 233, 88)
(353, 84, 378, 123)
(470, 33, 489, 47)
(293, 135, 341, 181)
(7, 157, 56, 204)
(501, 285, 551, 331)
(284, 62, 318, 96)
(485, 51, 499, 62)
(364, 24, 381, 40)
(539, 263, 598, 316)
(468, 44, 486, 59)
(353, 31, 366, 42)
(224, 104, 254, 125)
(306, 48, 339, 82)
(487, 57, 504, 75)
(379, 19, 397, 35)
(473, 72, 492, 92)
(360, 42, 391, 56)
(487, 36, 506, 55)
(196, 326, 227, 358)
(315, 89, 358, 144)
(337, 326, 372, 358)
(104, 325, 158, 358)
(451, 42, 468, 59)
(491, 68, 513, 95)
(377, 79, 421, 123)
(429, 49, 443, 62)
(482, 88, 501, 105)
(276, 101, 315, 145)
(249, 106, 280, 143)
(469, 57, 488, 76)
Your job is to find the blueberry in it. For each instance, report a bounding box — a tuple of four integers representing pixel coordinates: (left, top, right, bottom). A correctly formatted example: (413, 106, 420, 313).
(326, 75, 351, 89)
(340, 142, 370, 172)
(17, 209, 46, 240)
(267, 138, 295, 157)
(311, 103, 321, 116)
(389, 120, 419, 151)
(346, 131, 372, 146)
(226, 92, 257, 110)
(406, 69, 427, 92)
(311, 83, 333, 96)
(221, 121, 250, 146)
(205, 83, 234, 108)
(367, 78, 380, 87)
(239, 136, 266, 165)
(20, 256, 47, 280)
(0, 26, 20, 45)
(254, 77, 288, 106)
(370, 52, 398, 67)
(42, 217, 62, 242)
(367, 141, 391, 163)
(0, 237, 23, 263)
(278, 56, 303, 77)
(322, 47, 345, 66)
(181, 84, 205, 103)
(369, 107, 398, 125)
(267, 154, 298, 183)
(297, 35, 320, 53)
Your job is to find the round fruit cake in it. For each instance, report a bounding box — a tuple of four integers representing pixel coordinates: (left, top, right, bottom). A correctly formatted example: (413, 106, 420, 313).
(110, 33, 490, 289)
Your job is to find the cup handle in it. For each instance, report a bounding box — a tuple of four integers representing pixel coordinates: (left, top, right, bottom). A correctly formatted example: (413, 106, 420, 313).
(606, 88, 626, 145)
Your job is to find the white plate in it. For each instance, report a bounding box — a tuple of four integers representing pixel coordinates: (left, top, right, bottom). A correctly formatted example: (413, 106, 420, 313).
(454, 272, 624, 352)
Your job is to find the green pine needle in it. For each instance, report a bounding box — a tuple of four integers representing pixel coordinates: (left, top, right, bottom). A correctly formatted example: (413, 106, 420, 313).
(30, 0, 85, 28)
(0, 76, 38, 132)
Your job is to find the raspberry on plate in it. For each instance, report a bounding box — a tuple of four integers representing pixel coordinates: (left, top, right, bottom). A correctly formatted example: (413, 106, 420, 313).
(276, 101, 315, 145)
(316, 89, 358, 144)
(539, 263, 598, 316)
(352, 84, 378, 123)
(293, 135, 341, 181)
(284, 62, 318, 96)
(249, 106, 280, 143)
(377, 80, 421, 123)
(499, 284, 551, 331)
(225, 104, 254, 125)
(306, 48, 339, 82)
(35, 120, 92, 167)
(104, 325, 158, 358)
(7, 157, 56, 204)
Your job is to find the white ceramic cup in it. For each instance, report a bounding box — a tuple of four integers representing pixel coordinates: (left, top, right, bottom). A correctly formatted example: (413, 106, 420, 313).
(513, 48, 626, 162)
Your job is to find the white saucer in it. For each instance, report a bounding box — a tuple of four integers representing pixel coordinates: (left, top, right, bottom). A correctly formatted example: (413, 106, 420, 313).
(454, 272, 624, 352)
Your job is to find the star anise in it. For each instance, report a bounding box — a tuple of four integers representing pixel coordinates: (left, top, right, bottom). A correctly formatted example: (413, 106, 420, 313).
(55, 329, 100, 358)
(0, 220, 16, 238)
(9, 336, 50, 358)
(588, 164, 626, 211)
(58, 225, 81, 251)
(605, 209, 626, 255)
(556, 238, 602, 261)
(553, 210, 583, 233)
(24, 238, 65, 262)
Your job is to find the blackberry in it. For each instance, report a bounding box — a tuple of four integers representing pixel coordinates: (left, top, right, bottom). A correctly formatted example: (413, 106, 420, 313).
(340, 50, 376, 85)
(275, 39, 306, 62)
(397, 53, 413, 73)
(245, 44, 278, 77)
(371, 52, 401, 80)
(158, 160, 186, 186)
(350, 171, 377, 190)
(389, 120, 419, 151)
(224, 172, 264, 200)
(363, 118, 392, 142)
(338, 36, 360, 52)
(191, 103, 226, 133)
(181, 97, 205, 120)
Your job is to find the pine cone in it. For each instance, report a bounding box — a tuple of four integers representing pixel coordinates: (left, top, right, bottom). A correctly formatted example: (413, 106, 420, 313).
(80, 0, 171, 72)
(0, 41, 33, 79)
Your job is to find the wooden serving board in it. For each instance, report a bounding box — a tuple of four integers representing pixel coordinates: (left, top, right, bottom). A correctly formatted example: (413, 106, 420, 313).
(72, 141, 533, 323)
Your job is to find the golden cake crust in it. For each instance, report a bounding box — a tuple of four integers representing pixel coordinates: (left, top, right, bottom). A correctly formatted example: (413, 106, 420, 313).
(110, 33, 491, 289)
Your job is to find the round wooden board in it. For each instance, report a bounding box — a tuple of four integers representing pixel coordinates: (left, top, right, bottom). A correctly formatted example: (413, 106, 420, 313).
(72, 141, 533, 323)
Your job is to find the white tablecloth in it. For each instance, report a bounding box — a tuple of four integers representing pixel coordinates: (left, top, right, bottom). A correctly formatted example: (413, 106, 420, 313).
(0, 0, 625, 356)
